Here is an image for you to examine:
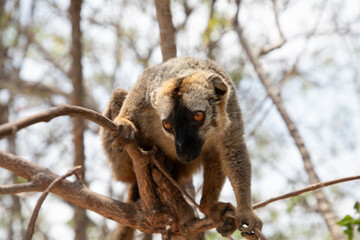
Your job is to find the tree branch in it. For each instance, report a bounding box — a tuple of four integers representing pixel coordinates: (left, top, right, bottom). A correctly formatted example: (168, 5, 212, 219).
(0, 150, 152, 233)
(0, 104, 117, 138)
(0, 182, 42, 195)
(125, 143, 159, 212)
(25, 166, 82, 240)
(253, 174, 360, 209)
(152, 154, 200, 210)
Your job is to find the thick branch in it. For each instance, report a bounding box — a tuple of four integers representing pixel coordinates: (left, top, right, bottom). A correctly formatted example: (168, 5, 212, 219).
(125, 143, 159, 211)
(0, 104, 117, 138)
(0, 150, 153, 233)
(152, 155, 200, 210)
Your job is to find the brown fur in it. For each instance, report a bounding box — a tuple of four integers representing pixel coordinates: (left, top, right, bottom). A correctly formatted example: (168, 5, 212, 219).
(100, 88, 136, 183)
(100, 57, 262, 239)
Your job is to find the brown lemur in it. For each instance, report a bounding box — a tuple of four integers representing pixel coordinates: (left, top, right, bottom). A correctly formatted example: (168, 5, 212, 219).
(100, 57, 263, 239)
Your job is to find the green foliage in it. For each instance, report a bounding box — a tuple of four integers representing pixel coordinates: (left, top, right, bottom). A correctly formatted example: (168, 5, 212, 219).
(337, 202, 360, 240)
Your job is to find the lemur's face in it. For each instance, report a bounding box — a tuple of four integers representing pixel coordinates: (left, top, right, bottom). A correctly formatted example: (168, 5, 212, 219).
(151, 72, 230, 163)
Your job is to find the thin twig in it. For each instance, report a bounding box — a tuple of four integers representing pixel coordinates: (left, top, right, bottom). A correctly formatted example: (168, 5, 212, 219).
(253, 174, 360, 209)
(257, 0, 286, 57)
(25, 166, 82, 240)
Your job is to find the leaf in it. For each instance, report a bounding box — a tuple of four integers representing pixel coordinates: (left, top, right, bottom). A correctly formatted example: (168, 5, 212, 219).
(337, 215, 354, 226)
(354, 202, 360, 213)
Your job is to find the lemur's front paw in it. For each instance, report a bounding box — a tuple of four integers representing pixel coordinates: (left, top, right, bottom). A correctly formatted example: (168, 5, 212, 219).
(112, 117, 137, 151)
(235, 208, 263, 240)
(209, 202, 236, 237)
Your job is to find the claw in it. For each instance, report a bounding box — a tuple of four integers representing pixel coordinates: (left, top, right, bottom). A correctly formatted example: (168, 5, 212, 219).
(235, 208, 263, 240)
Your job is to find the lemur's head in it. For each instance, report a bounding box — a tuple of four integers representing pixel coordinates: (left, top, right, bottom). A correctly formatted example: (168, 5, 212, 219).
(151, 72, 230, 163)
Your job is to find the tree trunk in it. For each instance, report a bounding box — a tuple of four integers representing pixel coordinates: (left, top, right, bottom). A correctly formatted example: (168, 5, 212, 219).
(154, 0, 177, 61)
(69, 1, 88, 240)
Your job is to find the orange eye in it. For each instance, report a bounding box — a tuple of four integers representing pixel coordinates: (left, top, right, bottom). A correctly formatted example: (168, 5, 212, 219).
(162, 120, 172, 130)
(193, 111, 204, 122)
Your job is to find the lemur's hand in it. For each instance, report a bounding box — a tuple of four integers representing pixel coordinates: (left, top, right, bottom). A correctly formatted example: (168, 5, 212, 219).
(112, 117, 137, 151)
(208, 202, 236, 237)
(235, 208, 263, 240)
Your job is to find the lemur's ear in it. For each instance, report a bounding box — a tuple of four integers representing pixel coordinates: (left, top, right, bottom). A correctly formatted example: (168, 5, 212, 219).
(208, 74, 228, 99)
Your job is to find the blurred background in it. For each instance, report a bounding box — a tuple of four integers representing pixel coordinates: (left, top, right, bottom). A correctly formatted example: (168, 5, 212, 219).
(0, 0, 359, 239)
